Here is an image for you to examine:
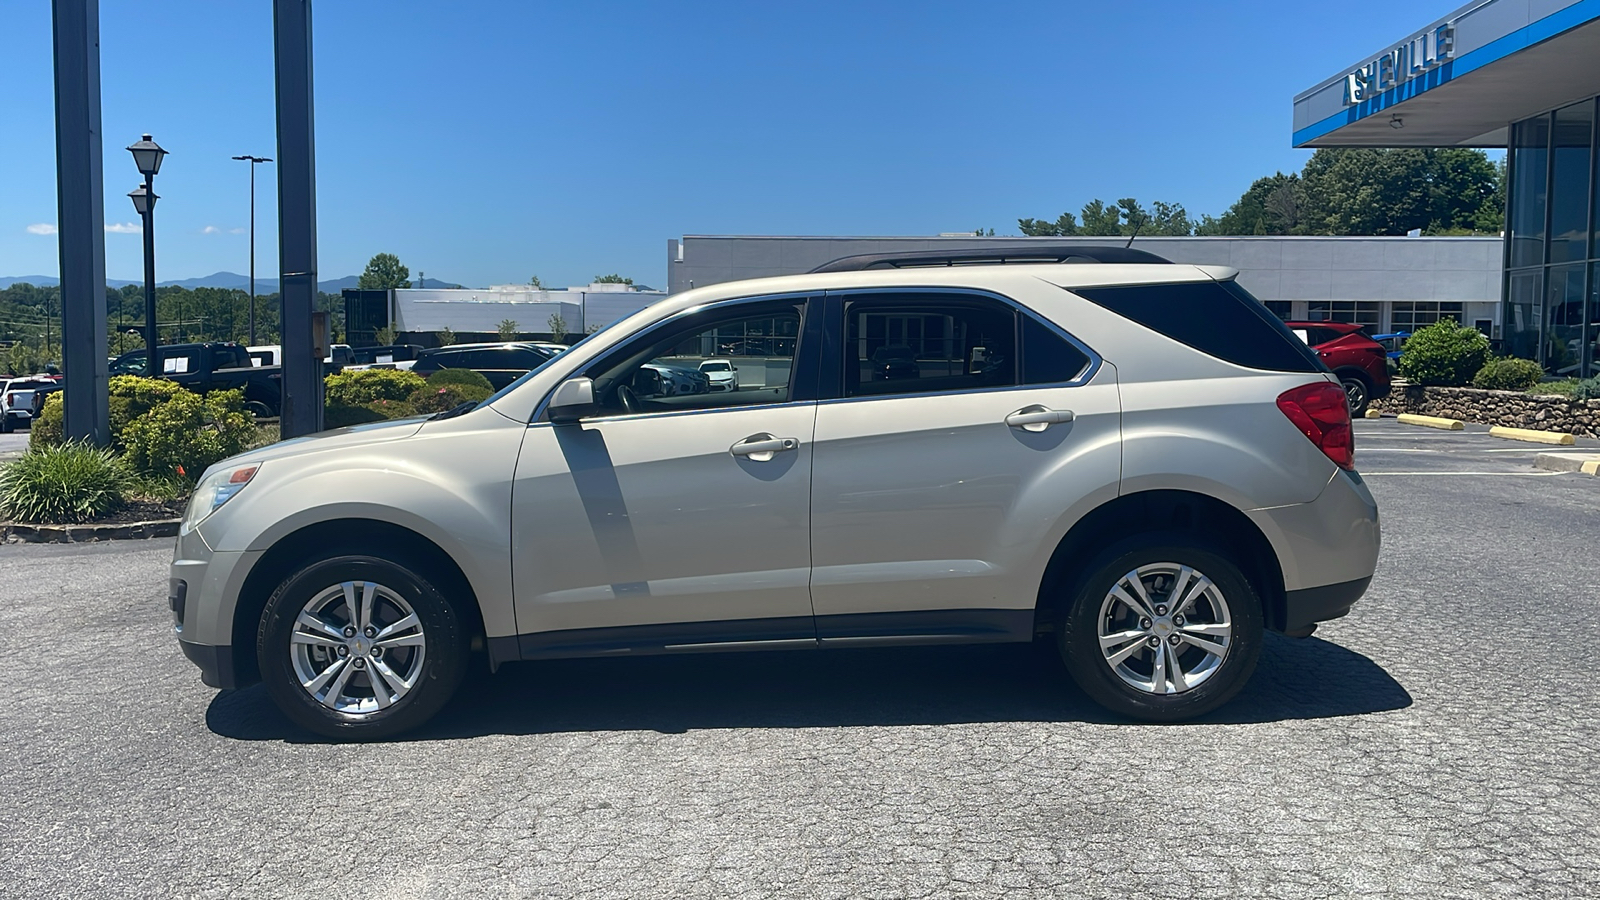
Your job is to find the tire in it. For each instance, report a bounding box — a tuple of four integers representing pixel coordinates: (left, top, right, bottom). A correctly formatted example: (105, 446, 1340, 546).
(1339, 373, 1371, 417)
(1058, 536, 1263, 722)
(244, 400, 275, 419)
(0, 414, 11, 434)
(257, 554, 470, 740)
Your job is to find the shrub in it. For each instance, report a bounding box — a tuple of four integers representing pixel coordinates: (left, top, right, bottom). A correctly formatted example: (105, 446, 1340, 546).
(362, 397, 419, 419)
(1576, 376, 1600, 402)
(29, 375, 185, 451)
(324, 368, 426, 407)
(424, 367, 493, 392)
(1472, 357, 1545, 392)
(0, 442, 131, 524)
(1397, 319, 1489, 387)
(29, 393, 64, 449)
(407, 382, 492, 415)
(324, 404, 390, 429)
(120, 389, 254, 484)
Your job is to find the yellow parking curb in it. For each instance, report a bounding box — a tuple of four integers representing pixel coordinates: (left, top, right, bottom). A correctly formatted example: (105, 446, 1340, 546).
(1397, 413, 1463, 431)
(1488, 426, 1576, 445)
(1583, 459, 1600, 476)
(1363, 408, 1383, 419)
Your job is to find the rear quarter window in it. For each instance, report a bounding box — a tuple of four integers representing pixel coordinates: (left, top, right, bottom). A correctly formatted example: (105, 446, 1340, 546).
(1071, 280, 1323, 373)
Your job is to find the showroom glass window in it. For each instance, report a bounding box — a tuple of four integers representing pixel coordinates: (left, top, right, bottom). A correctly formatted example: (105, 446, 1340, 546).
(1503, 98, 1600, 377)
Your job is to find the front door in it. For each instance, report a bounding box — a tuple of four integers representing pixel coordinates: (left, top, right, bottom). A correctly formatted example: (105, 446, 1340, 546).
(509, 296, 820, 655)
(808, 291, 1121, 642)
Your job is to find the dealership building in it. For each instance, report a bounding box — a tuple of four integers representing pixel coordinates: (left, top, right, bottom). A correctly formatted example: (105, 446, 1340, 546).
(1296, 0, 1600, 377)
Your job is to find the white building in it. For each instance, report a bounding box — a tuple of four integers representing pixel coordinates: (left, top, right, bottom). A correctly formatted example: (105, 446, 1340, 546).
(392, 282, 667, 336)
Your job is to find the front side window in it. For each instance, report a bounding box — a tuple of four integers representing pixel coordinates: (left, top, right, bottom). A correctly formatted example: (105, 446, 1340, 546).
(584, 299, 804, 417)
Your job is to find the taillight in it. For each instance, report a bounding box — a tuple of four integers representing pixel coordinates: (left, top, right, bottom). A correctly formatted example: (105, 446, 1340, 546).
(1277, 381, 1354, 470)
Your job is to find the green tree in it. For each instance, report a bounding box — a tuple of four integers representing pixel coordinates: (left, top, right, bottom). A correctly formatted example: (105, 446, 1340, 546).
(437, 326, 456, 346)
(593, 274, 633, 285)
(547, 313, 568, 343)
(528, 274, 544, 289)
(497, 319, 519, 339)
(1078, 200, 1123, 236)
(374, 325, 398, 345)
(358, 253, 412, 290)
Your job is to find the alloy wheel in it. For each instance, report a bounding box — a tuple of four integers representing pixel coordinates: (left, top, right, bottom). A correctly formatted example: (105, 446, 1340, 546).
(1096, 563, 1233, 695)
(289, 580, 427, 714)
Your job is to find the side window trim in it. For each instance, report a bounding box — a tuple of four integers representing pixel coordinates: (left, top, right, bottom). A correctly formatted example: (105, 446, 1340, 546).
(817, 287, 1102, 402)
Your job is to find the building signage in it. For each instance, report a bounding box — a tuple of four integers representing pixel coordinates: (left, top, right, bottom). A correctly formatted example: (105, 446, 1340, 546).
(1343, 24, 1455, 105)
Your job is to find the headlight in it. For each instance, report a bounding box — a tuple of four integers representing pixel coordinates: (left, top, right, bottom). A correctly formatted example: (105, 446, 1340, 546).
(181, 463, 260, 535)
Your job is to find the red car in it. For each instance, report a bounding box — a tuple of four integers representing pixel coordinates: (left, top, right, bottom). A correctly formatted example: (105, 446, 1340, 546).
(1284, 321, 1390, 416)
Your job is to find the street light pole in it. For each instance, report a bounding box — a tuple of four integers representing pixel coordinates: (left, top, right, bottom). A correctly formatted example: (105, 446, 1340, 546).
(232, 155, 272, 344)
(126, 134, 166, 377)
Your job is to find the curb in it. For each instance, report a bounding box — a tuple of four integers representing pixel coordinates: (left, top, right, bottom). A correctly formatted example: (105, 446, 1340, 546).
(1363, 409, 1384, 419)
(1, 519, 179, 544)
(1534, 453, 1600, 475)
(1397, 413, 1464, 431)
(1489, 426, 1576, 446)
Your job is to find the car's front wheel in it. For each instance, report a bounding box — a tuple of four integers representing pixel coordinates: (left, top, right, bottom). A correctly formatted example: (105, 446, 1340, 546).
(257, 554, 470, 739)
(1058, 537, 1263, 722)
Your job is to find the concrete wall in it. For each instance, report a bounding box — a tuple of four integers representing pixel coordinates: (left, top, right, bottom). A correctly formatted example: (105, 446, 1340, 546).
(393, 288, 669, 334)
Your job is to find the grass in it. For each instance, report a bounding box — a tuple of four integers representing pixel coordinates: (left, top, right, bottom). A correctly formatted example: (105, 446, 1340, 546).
(0, 443, 132, 524)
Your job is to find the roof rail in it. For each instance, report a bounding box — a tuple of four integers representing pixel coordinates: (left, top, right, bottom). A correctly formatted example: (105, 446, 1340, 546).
(809, 244, 1172, 273)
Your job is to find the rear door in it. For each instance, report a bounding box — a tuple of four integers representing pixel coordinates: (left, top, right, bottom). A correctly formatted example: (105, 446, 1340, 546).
(807, 290, 1122, 644)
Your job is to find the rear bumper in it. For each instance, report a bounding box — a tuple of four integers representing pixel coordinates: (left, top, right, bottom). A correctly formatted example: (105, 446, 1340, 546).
(1248, 468, 1381, 633)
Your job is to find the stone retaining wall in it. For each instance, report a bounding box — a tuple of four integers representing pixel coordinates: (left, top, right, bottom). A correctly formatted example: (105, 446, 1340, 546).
(1371, 385, 1600, 437)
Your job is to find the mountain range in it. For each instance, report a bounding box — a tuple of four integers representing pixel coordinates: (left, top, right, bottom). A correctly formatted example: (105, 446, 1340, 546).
(0, 272, 463, 291)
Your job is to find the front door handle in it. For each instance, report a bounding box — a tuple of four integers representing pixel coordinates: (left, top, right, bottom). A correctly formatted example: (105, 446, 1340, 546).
(1005, 405, 1075, 433)
(730, 434, 799, 461)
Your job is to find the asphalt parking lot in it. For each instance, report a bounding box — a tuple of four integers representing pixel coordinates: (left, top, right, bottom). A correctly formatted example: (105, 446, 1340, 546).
(2, 417, 1598, 899)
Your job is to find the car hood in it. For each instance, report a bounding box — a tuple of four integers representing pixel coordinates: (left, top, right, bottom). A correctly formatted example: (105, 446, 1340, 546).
(220, 415, 429, 468)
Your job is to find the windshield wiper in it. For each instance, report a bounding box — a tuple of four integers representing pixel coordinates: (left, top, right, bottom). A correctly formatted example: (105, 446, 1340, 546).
(428, 401, 478, 421)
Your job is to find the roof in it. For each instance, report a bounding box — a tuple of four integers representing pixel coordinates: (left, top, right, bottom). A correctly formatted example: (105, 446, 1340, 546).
(1293, 0, 1600, 148)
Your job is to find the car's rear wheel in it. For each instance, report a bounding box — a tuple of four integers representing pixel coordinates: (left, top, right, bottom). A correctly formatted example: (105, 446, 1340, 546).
(244, 400, 274, 420)
(1339, 373, 1371, 416)
(1058, 537, 1263, 722)
(257, 555, 469, 739)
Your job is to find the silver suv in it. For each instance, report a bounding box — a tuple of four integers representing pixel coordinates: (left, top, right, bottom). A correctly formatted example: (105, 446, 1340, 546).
(171, 248, 1379, 739)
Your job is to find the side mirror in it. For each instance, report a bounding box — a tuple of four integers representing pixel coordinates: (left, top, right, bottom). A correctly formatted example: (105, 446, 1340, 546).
(547, 377, 596, 423)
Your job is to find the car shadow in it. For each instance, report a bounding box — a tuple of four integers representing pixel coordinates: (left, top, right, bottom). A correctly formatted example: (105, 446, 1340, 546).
(206, 633, 1412, 743)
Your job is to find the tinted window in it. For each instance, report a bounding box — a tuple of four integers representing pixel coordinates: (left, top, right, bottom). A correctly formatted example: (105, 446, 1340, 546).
(1022, 316, 1091, 383)
(843, 296, 1016, 398)
(1072, 280, 1322, 373)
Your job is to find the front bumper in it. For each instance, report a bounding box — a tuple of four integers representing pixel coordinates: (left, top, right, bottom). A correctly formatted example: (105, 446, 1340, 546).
(171, 521, 261, 690)
(179, 639, 241, 689)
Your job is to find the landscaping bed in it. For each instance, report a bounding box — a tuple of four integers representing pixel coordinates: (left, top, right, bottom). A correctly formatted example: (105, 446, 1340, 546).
(1372, 385, 1600, 437)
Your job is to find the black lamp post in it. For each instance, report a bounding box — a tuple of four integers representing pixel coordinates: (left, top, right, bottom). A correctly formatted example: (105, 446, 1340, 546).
(127, 134, 167, 377)
(231, 155, 272, 344)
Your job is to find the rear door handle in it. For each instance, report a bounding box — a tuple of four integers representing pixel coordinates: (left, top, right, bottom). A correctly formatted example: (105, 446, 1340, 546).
(730, 434, 799, 461)
(1005, 405, 1075, 433)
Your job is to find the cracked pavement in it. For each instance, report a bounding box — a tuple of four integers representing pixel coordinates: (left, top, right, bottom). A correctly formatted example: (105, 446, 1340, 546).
(1, 419, 1598, 898)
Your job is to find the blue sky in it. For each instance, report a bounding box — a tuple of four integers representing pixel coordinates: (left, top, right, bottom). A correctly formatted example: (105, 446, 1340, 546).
(1, 0, 1466, 289)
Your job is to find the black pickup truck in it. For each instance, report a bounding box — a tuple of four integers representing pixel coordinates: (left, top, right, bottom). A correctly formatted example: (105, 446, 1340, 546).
(109, 342, 282, 418)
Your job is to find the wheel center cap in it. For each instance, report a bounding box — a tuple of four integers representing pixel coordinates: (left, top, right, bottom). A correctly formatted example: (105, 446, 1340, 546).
(1153, 619, 1174, 636)
(349, 637, 371, 657)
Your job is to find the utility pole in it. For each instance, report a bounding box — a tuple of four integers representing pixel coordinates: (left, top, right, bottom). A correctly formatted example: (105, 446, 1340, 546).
(232, 155, 272, 345)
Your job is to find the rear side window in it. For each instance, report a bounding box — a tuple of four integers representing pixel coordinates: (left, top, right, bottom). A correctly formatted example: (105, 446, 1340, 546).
(1022, 316, 1091, 383)
(1071, 280, 1322, 373)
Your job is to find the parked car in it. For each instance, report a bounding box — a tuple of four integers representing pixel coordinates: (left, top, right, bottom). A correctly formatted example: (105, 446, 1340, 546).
(411, 342, 565, 390)
(343, 344, 425, 372)
(1, 375, 61, 432)
(247, 343, 354, 369)
(170, 246, 1379, 739)
(697, 358, 739, 392)
(29, 381, 64, 419)
(1285, 321, 1391, 416)
(1371, 331, 1410, 375)
(109, 342, 283, 418)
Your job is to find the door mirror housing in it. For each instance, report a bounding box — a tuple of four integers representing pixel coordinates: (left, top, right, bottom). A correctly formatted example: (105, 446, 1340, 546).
(547, 377, 596, 423)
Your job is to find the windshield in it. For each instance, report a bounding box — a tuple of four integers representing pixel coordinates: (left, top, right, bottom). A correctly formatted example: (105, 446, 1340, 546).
(701, 361, 730, 371)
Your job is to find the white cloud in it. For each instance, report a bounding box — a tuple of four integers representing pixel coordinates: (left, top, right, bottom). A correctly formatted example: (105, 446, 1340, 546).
(26, 223, 57, 235)
(201, 225, 246, 235)
(105, 222, 142, 234)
